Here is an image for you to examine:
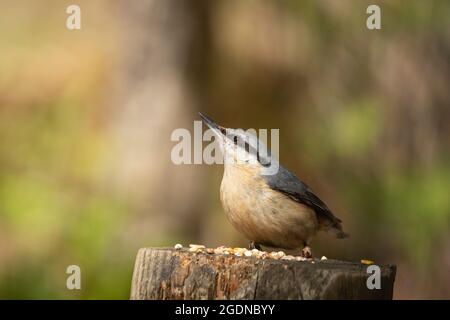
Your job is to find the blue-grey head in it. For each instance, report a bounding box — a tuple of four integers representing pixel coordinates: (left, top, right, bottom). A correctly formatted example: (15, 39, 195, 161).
(199, 112, 279, 175)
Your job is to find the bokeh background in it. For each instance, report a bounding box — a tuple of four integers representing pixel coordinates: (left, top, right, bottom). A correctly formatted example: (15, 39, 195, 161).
(0, 0, 449, 299)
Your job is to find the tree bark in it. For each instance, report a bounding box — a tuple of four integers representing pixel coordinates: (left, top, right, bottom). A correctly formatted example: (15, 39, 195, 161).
(130, 248, 396, 300)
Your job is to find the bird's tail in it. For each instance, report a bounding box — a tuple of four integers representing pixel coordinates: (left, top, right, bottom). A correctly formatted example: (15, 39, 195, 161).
(319, 217, 350, 239)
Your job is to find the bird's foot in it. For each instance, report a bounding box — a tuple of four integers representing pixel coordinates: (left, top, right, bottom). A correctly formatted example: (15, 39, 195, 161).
(301, 246, 313, 259)
(249, 241, 262, 251)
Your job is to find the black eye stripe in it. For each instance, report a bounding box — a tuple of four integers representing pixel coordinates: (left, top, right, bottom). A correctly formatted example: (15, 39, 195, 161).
(230, 135, 271, 167)
(233, 138, 254, 153)
(232, 136, 251, 153)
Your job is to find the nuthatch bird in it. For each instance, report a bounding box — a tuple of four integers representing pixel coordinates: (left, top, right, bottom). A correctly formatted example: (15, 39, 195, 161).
(199, 113, 348, 258)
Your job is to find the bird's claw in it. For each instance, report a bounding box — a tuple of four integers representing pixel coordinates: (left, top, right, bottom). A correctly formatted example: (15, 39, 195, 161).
(249, 241, 262, 251)
(301, 246, 313, 259)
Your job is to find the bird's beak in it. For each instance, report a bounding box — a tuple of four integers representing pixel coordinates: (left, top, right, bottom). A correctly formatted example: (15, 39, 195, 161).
(199, 112, 226, 136)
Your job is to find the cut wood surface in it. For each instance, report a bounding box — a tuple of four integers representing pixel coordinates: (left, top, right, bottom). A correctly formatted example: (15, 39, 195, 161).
(130, 247, 396, 300)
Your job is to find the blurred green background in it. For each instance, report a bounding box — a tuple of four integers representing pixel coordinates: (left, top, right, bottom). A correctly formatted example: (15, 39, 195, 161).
(0, 0, 449, 299)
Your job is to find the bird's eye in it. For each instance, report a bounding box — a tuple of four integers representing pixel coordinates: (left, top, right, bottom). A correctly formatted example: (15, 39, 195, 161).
(220, 128, 226, 135)
(233, 136, 238, 144)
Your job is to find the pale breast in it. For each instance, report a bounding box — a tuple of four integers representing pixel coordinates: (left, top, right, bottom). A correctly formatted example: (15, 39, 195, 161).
(220, 164, 319, 249)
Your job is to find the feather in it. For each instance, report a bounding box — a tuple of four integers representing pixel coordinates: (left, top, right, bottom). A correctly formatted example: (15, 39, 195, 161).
(264, 165, 346, 235)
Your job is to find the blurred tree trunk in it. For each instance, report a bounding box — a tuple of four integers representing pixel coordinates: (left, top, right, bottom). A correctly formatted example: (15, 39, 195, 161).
(110, 0, 210, 241)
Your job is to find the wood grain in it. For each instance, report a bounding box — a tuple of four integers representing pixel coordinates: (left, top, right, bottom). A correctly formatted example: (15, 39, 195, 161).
(130, 248, 396, 300)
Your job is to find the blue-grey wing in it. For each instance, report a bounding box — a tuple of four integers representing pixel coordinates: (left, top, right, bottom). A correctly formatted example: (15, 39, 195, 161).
(264, 166, 343, 228)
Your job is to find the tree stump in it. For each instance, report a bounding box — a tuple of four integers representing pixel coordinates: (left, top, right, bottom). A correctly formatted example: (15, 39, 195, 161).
(130, 248, 396, 300)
